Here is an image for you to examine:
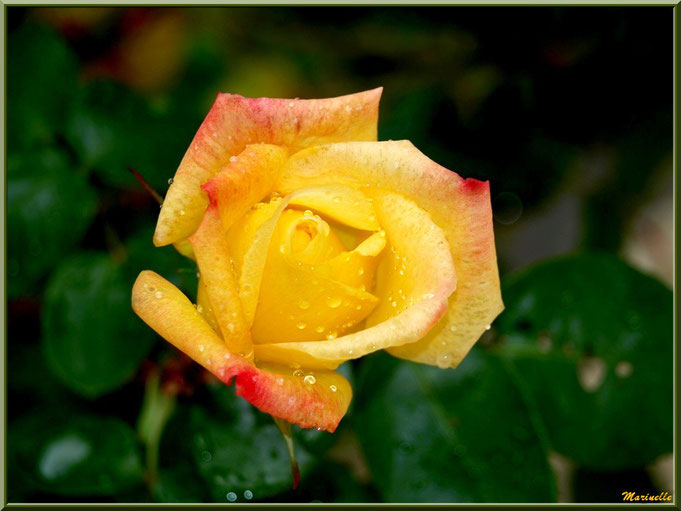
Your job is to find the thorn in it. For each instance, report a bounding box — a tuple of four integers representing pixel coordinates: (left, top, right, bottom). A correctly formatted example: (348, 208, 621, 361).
(128, 167, 163, 205)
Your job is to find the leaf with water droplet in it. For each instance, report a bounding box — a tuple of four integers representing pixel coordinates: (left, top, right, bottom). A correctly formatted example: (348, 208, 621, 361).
(495, 253, 672, 469)
(355, 350, 555, 502)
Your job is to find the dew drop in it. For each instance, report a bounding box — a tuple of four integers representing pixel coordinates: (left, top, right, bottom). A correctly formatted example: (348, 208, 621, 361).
(348, 349, 354, 355)
(326, 331, 338, 340)
(154, 291, 163, 299)
(296, 321, 307, 330)
(298, 300, 310, 310)
(201, 450, 212, 462)
(224, 353, 231, 359)
(196, 304, 204, 313)
(244, 490, 253, 500)
(277, 377, 284, 386)
(449, 325, 458, 332)
(226, 492, 237, 502)
(485, 325, 491, 330)
(315, 326, 325, 333)
(229, 155, 238, 163)
(179, 209, 186, 216)
(227, 322, 235, 333)
(436, 352, 450, 369)
(391, 301, 398, 307)
(288, 101, 295, 107)
(329, 385, 337, 392)
(326, 296, 342, 308)
(358, 268, 365, 276)
(167, 178, 174, 184)
(293, 369, 304, 377)
(304, 375, 316, 385)
(198, 345, 205, 352)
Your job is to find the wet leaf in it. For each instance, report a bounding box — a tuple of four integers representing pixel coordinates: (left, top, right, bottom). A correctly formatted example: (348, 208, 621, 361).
(495, 253, 673, 469)
(355, 350, 555, 502)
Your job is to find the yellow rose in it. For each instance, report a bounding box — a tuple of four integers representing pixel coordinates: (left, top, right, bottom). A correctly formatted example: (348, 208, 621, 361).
(132, 88, 503, 432)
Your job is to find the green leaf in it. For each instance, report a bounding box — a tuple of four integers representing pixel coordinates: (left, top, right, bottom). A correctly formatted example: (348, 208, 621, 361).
(65, 79, 161, 189)
(43, 252, 156, 397)
(354, 350, 555, 503)
(7, 148, 98, 299)
(495, 253, 673, 469)
(157, 382, 312, 503)
(9, 413, 143, 497)
(8, 23, 79, 150)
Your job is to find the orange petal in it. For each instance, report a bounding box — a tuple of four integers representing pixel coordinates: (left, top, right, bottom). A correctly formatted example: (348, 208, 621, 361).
(276, 141, 503, 368)
(153, 88, 382, 246)
(203, 144, 289, 230)
(131, 270, 352, 431)
(188, 205, 252, 359)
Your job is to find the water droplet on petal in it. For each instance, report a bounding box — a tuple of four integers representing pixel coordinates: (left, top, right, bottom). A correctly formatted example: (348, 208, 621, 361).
(326, 331, 338, 340)
(329, 385, 337, 392)
(296, 321, 307, 330)
(196, 304, 204, 313)
(304, 375, 316, 385)
(326, 297, 342, 308)
(315, 326, 325, 333)
(485, 325, 491, 330)
(298, 300, 310, 310)
(224, 353, 231, 359)
(358, 268, 365, 276)
(198, 345, 205, 352)
(226, 492, 237, 502)
(244, 490, 253, 500)
(167, 178, 174, 184)
(436, 352, 450, 369)
(229, 155, 238, 163)
(293, 369, 304, 377)
(155, 291, 163, 299)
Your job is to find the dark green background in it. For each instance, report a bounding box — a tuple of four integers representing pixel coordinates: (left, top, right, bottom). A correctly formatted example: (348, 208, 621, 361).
(6, 7, 674, 504)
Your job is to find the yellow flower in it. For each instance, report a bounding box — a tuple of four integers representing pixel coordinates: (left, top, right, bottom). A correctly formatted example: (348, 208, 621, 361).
(132, 88, 503, 432)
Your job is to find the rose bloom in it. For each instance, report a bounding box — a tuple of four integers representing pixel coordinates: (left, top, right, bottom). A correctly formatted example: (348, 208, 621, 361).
(132, 88, 503, 432)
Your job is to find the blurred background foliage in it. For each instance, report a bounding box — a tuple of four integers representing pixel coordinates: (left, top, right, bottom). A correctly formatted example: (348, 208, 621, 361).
(6, 6, 673, 504)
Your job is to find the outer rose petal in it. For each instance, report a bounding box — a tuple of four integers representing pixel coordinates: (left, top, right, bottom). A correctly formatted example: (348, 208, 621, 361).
(189, 205, 252, 359)
(131, 271, 352, 431)
(275, 141, 503, 368)
(154, 88, 383, 246)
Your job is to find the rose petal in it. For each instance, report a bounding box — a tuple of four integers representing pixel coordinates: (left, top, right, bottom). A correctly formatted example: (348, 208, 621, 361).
(131, 270, 352, 431)
(203, 144, 289, 230)
(251, 209, 380, 344)
(154, 88, 382, 246)
(288, 184, 380, 231)
(189, 205, 253, 359)
(275, 140, 503, 368)
(253, 192, 455, 369)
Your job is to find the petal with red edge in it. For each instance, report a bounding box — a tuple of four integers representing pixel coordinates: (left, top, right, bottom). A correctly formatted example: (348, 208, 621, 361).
(131, 271, 352, 431)
(154, 88, 382, 246)
(275, 141, 503, 368)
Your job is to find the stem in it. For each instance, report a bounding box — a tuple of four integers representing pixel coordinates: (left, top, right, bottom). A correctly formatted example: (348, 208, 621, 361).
(137, 367, 176, 489)
(273, 417, 300, 490)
